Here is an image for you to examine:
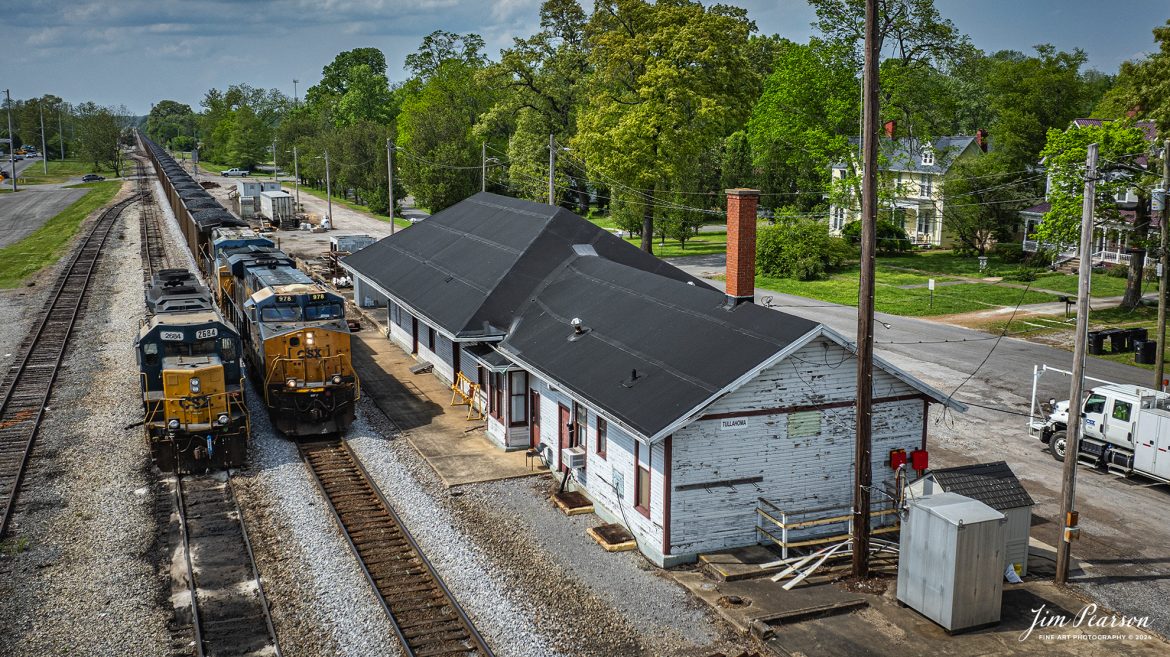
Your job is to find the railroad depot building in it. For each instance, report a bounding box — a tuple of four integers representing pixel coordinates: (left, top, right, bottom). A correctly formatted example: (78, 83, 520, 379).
(343, 191, 961, 566)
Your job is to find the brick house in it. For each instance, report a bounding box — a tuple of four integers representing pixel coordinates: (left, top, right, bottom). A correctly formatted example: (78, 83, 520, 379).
(343, 190, 962, 566)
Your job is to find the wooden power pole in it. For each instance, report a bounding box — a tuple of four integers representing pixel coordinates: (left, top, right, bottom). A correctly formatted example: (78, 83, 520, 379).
(1157, 138, 1170, 391)
(1055, 142, 1098, 584)
(852, 0, 880, 579)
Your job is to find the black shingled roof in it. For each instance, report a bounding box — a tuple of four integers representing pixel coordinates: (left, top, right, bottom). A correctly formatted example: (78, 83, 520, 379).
(344, 192, 821, 439)
(343, 193, 708, 339)
(928, 461, 1034, 511)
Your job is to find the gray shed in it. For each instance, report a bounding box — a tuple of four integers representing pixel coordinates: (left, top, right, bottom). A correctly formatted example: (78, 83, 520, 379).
(909, 461, 1034, 576)
(897, 493, 1006, 632)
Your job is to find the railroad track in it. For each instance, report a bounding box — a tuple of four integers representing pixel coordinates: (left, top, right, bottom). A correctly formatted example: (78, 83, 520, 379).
(172, 473, 280, 657)
(0, 191, 141, 539)
(300, 440, 494, 657)
(135, 158, 168, 283)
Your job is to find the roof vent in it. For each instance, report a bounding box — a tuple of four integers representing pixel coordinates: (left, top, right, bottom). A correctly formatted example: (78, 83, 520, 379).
(568, 317, 591, 341)
(572, 244, 598, 257)
(621, 368, 642, 388)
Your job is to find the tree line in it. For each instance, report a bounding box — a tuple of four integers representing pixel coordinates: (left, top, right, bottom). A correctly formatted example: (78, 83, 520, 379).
(2, 96, 136, 177)
(143, 0, 1170, 259)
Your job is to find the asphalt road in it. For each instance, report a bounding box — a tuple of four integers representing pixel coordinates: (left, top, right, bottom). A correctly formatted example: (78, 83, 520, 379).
(0, 185, 87, 248)
(671, 253, 1170, 634)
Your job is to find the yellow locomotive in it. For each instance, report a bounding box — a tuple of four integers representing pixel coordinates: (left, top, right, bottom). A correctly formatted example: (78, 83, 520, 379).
(137, 270, 249, 471)
(213, 232, 359, 436)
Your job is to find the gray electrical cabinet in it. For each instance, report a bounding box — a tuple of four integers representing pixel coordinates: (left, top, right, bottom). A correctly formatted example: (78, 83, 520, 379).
(897, 492, 1007, 632)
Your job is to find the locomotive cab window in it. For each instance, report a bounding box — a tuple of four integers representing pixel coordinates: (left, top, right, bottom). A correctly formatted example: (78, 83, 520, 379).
(143, 342, 160, 365)
(221, 338, 236, 360)
(261, 305, 301, 322)
(306, 303, 343, 320)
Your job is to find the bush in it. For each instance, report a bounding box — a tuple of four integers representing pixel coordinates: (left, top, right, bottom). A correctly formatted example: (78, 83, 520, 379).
(757, 220, 850, 281)
(993, 242, 1027, 264)
(1105, 265, 1129, 279)
(840, 219, 911, 254)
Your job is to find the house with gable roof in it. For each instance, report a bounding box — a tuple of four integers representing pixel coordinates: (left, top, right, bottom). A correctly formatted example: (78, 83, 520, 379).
(829, 122, 988, 247)
(342, 189, 964, 566)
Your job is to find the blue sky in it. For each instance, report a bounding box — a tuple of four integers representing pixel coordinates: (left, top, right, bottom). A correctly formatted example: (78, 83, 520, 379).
(5, 0, 1167, 114)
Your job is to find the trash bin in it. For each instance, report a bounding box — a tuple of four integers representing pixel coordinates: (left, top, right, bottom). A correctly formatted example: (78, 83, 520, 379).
(1136, 339, 1158, 365)
(1129, 327, 1149, 344)
(1109, 329, 1132, 353)
(1088, 331, 1105, 355)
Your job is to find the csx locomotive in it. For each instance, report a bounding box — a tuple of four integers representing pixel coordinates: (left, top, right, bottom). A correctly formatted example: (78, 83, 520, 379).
(212, 230, 359, 436)
(137, 270, 249, 471)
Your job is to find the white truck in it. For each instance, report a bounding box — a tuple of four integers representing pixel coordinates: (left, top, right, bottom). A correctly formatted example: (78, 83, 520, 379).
(1030, 376, 1170, 484)
(221, 167, 250, 177)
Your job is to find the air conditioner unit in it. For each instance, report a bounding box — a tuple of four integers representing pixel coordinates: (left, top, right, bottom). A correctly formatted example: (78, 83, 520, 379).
(561, 446, 586, 469)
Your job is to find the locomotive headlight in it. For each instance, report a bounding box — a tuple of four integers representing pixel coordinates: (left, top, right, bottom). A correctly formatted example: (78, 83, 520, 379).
(305, 331, 315, 345)
(216, 413, 229, 426)
(189, 377, 201, 393)
(286, 377, 298, 388)
(168, 419, 180, 430)
(331, 374, 343, 385)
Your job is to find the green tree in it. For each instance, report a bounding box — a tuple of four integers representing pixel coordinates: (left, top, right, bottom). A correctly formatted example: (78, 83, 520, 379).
(939, 153, 1033, 255)
(76, 103, 124, 176)
(397, 32, 495, 212)
(1115, 20, 1170, 135)
(758, 219, 851, 280)
(573, 0, 759, 254)
(146, 100, 195, 148)
(1037, 120, 1152, 308)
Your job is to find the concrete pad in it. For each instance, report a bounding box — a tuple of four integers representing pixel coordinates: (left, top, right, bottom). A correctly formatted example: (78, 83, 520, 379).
(700, 544, 787, 581)
(587, 523, 637, 552)
(551, 490, 594, 515)
(349, 309, 544, 488)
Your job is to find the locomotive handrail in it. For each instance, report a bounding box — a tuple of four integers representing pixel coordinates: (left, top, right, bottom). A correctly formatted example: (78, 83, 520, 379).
(262, 352, 357, 407)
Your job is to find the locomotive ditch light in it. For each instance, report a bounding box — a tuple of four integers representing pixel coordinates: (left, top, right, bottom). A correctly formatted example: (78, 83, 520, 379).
(190, 377, 201, 393)
(331, 374, 343, 385)
(286, 378, 298, 388)
(217, 413, 229, 426)
(168, 419, 180, 430)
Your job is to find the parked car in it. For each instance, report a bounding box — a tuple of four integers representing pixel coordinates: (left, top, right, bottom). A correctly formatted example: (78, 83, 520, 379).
(221, 168, 250, 177)
(81, 174, 105, 182)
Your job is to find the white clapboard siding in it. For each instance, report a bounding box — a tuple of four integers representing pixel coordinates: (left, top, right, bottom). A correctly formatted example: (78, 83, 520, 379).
(703, 337, 914, 415)
(671, 401, 922, 555)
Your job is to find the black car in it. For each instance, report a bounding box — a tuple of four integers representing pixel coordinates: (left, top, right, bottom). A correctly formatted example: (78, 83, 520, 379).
(81, 174, 105, 182)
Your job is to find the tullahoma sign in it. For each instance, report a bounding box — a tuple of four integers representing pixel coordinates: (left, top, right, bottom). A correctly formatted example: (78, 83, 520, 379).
(719, 418, 749, 431)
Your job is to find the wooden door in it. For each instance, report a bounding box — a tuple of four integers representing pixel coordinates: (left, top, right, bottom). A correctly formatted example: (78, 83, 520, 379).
(411, 317, 419, 354)
(558, 404, 571, 472)
(530, 391, 541, 449)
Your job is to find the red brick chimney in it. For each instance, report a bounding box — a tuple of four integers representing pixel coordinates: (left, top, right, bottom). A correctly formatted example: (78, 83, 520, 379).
(884, 120, 897, 139)
(976, 128, 988, 152)
(725, 188, 760, 306)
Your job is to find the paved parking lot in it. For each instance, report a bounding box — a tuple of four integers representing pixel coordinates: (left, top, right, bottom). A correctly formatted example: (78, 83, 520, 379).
(0, 187, 87, 248)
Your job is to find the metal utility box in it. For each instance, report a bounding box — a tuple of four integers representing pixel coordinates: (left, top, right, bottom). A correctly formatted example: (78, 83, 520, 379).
(235, 181, 281, 198)
(897, 493, 1006, 632)
(259, 190, 293, 223)
(330, 234, 376, 254)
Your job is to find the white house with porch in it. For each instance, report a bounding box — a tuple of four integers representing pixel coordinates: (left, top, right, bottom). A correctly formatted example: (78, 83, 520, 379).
(343, 191, 962, 566)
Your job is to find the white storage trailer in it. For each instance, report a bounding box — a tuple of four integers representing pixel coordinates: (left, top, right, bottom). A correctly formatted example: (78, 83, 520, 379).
(259, 190, 293, 224)
(897, 493, 1006, 633)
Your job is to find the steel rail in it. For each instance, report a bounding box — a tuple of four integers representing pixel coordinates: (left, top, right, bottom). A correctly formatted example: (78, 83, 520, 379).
(299, 440, 495, 657)
(0, 191, 142, 538)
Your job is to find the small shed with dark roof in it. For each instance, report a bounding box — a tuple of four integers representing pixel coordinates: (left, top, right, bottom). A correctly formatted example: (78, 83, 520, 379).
(910, 461, 1034, 575)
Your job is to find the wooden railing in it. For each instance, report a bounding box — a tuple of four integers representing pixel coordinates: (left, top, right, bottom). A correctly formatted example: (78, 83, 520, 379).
(450, 372, 483, 420)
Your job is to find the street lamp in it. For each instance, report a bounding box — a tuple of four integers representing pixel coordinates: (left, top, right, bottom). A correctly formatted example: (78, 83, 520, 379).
(315, 151, 332, 229)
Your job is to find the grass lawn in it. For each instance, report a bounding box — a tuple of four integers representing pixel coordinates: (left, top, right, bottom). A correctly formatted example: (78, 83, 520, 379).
(12, 158, 120, 185)
(0, 181, 122, 287)
(624, 231, 729, 258)
(296, 184, 412, 229)
(1029, 273, 1130, 297)
(756, 264, 1059, 317)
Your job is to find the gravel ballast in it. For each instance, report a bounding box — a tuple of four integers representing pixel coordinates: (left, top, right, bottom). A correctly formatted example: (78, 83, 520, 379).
(347, 400, 747, 657)
(0, 199, 171, 656)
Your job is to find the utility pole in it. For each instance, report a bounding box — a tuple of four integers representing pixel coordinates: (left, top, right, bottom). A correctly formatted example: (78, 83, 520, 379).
(272, 140, 278, 183)
(548, 133, 555, 206)
(852, 0, 880, 579)
(1055, 142, 1098, 585)
(387, 139, 396, 235)
(39, 104, 48, 175)
(293, 79, 299, 107)
(1157, 138, 1170, 391)
(482, 141, 487, 193)
(58, 103, 65, 161)
(292, 145, 300, 210)
(5, 89, 16, 192)
(324, 148, 333, 228)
